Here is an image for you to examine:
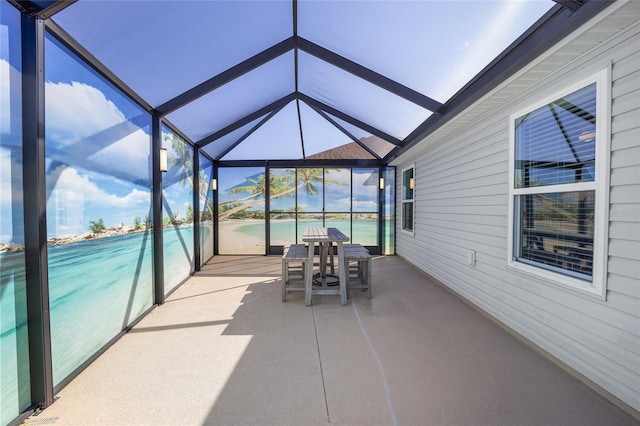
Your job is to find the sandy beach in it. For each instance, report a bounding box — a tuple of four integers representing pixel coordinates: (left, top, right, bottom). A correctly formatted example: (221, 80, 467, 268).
(218, 219, 267, 254)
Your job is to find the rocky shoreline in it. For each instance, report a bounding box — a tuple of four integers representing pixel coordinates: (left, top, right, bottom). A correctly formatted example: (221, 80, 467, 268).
(0, 224, 147, 253)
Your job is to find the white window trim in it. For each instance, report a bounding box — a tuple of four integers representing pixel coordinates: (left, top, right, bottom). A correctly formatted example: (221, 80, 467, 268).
(507, 68, 610, 299)
(401, 164, 415, 236)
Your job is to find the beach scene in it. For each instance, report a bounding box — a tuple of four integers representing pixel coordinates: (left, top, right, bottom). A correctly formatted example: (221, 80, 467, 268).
(0, 30, 391, 422)
(217, 167, 383, 254)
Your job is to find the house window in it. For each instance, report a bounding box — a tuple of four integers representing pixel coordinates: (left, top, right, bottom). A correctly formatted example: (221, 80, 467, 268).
(508, 70, 609, 296)
(401, 165, 414, 234)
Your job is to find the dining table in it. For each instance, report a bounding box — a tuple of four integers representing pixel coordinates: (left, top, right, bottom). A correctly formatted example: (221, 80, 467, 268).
(302, 227, 349, 306)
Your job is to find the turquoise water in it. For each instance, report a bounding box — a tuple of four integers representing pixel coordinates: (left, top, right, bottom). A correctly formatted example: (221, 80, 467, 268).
(0, 226, 206, 423)
(234, 219, 380, 246)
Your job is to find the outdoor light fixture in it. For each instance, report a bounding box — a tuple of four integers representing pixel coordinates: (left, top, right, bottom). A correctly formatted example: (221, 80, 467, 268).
(159, 148, 168, 172)
(409, 177, 414, 190)
(211, 178, 217, 191)
(379, 177, 384, 190)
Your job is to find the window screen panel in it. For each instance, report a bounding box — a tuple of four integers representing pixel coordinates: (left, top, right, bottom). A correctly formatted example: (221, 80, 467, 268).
(402, 202, 413, 232)
(324, 168, 351, 212)
(298, 51, 430, 139)
(269, 168, 296, 212)
(517, 191, 594, 279)
(352, 168, 378, 213)
(200, 114, 269, 160)
(221, 102, 303, 160)
(403, 168, 414, 200)
(515, 84, 597, 188)
(166, 52, 295, 142)
(299, 103, 356, 157)
(297, 168, 324, 214)
(53, 1, 293, 106)
(298, 0, 552, 101)
(323, 113, 397, 159)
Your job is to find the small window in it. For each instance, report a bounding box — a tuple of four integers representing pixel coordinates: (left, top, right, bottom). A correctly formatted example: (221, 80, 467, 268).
(401, 165, 414, 234)
(508, 70, 609, 297)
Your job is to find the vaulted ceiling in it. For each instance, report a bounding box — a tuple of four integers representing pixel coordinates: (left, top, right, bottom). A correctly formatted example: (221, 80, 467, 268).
(13, 0, 610, 164)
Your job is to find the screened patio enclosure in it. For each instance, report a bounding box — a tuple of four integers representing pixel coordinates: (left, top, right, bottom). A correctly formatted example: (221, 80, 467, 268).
(0, 0, 616, 424)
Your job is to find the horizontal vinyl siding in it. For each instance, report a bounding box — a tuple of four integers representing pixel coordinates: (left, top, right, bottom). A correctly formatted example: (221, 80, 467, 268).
(395, 8, 640, 413)
(607, 30, 640, 406)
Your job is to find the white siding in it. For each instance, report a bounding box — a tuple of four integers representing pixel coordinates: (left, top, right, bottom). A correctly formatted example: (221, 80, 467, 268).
(393, 2, 640, 413)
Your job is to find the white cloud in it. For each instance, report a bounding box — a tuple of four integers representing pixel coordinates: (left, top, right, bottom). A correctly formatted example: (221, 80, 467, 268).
(46, 81, 125, 144)
(50, 166, 150, 209)
(1, 59, 20, 136)
(45, 81, 151, 175)
(88, 128, 151, 174)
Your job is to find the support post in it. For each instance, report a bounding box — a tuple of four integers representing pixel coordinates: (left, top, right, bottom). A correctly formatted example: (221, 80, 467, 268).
(21, 13, 54, 409)
(213, 165, 219, 255)
(193, 149, 201, 271)
(152, 116, 164, 304)
(378, 166, 384, 255)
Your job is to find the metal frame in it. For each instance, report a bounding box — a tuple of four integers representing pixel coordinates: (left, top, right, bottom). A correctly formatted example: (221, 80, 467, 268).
(193, 147, 201, 271)
(8, 0, 76, 19)
(196, 93, 296, 147)
(388, 0, 612, 161)
(155, 37, 296, 116)
(305, 102, 382, 160)
(298, 93, 402, 146)
(21, 12, 54, 411)
(215, 107, 285, 160)
(297, 37, 443, 114)
(3, 1, 608, 422)
(44, 19, 153, 113)
(11, 0, 606, 166)
(152, 116, 165, 305)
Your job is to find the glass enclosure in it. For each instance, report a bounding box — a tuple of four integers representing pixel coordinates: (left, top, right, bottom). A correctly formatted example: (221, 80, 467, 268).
(162, 127, 195, 293)
(199, 153, 214, 264)
(44, 34, 154, 386)
(216, 166, 389, 254)
(269, 168, 297, 246)
(382, 167, 396, 254)
(1, 0, 562, 421)
(0, 3, 30, 423)
(218, 167, 267, 254)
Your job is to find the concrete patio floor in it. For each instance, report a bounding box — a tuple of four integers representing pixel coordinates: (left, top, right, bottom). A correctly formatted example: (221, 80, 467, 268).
(31, 255, 637, 425)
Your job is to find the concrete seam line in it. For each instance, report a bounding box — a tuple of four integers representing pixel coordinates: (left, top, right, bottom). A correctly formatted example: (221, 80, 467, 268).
(352, 299, 398, 426)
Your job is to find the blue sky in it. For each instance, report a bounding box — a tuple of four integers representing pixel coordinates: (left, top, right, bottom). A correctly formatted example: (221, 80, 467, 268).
(1, 0, 554, 241)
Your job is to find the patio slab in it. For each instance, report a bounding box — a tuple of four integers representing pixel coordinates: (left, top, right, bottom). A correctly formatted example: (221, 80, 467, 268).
(32, 256, 637, 425)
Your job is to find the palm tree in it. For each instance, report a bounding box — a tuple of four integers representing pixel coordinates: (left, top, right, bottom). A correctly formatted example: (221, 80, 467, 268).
(165, 133, 193, 189)
(165, 133, 214, 222)
(218, 168, 345, 220)
(219, 173, 290, 220)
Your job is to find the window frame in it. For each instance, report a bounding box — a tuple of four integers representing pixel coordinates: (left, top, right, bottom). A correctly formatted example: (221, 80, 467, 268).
(401, 164, 415, 236)
(507, 69, 610, 298)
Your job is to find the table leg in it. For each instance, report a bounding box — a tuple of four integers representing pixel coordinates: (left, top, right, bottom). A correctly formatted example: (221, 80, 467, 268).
(305, 241, 315, 306)
(320, 242, 328, 282)
(337, 242, 347, 305)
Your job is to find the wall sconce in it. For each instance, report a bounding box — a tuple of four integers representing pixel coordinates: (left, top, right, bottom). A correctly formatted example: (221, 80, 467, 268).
(159, 148, 168, 172)
(409, 177, 414, 190)
(379, 177, 384, 190)
(211, 178, 217, 191)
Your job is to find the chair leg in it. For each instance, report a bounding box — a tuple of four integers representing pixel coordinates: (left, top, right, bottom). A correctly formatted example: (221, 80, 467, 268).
(282, 260, 288, 302)
(366, 259, 372, 298)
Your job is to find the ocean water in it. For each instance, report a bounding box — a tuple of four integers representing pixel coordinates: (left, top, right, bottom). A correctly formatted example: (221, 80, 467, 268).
(0, 226, 206, 423)
(236, 219, 380, 246)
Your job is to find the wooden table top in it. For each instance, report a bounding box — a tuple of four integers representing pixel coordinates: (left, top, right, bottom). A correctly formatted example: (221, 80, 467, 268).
(302, 227, 349, 243)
